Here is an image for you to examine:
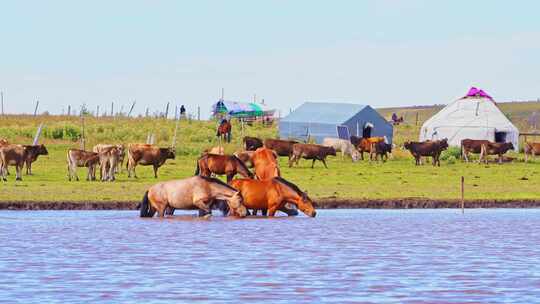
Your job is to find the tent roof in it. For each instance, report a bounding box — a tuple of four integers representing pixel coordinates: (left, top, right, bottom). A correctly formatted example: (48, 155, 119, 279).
(281, 102, 368, 124)
(212, 100, 274, 117)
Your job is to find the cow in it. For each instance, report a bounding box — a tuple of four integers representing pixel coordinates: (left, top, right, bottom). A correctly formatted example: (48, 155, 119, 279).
(351, 136, 386, 160)
(233, 150, 255, 168)
(264, 139, 298, 160)
(289, 143, 336, 168)
(98, 146, 122, 181)
(243, 136, 263, 151)
(22, 144, 48, 175)
(461, 139, 491, 162)
(67, 149, 101, 181)
(0, 139, 8, 146)
(93, 144, 125, 173)
(370, 141, 392, 162)
(0, 144, 28, 181)
(322, 138, 360, 162)
(127, 144, 175, 178)
(524, 142, 540, 162)
(404, 139, 449, 166)
(479, 142, 514, 164)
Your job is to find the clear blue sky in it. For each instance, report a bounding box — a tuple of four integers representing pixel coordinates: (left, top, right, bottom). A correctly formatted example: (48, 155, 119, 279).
(1, 0, 539, 117)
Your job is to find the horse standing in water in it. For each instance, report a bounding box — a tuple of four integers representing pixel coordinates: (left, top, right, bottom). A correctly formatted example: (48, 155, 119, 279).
(139, 176, 248, 218)
(217, 119, 232, 143)
(229, 177, 317, 217)
(195, 153, 253, 183)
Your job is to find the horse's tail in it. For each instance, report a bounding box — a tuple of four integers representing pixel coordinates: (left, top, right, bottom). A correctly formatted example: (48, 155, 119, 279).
(140, 190, 151, 217)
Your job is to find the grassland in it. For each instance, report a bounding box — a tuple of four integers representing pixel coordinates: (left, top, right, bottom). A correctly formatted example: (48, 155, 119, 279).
(0, 101, 539, 207)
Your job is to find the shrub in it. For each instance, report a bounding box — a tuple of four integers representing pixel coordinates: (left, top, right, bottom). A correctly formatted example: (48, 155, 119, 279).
(446, 156, 457, 165)
(440, 147, 461, 161)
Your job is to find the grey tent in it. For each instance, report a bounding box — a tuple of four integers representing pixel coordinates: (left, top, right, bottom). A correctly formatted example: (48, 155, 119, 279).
(279, 102, 393, 144)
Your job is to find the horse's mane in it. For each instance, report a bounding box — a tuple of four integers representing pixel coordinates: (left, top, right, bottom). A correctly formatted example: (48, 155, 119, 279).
(273, 176, 304, 196)
(232, 155, 251, 174)
(198, 175, 238, 192)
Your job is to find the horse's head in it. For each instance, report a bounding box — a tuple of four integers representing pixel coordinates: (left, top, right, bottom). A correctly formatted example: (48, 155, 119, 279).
(228, 192, 247, 217)
(297, 191, 317, 217)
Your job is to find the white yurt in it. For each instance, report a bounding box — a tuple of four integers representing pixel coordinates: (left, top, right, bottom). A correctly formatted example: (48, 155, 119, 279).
(419, 87, 519, 150)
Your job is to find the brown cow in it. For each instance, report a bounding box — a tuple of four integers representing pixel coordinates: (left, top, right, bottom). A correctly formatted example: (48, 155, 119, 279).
(67, 149, 100, 181)
(0, 144, 28, 181)
(479, 142, 514, 164)
(264, 139, 298, 159)
(243, 136, 263, 151)
(195, 153, 253, 183)
(289, 143, 336, 168)
(524, 142, 540, 162)
(22, 144, 49, 175)
(355, 137, 385, 160)
(127, 144, 175, 178)
(0, 139, 8, 146)
(404, 139, 448, 166)
(461, 139, 491, 162)
(252, 147, 280, 180)
(93, 144, 125, 173)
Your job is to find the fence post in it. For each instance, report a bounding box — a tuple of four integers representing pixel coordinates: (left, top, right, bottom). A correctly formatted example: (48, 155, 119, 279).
(461, 176, 465, 214)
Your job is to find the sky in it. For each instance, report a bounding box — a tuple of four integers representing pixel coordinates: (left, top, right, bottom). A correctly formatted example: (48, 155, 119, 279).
(1, 0, 539, 118)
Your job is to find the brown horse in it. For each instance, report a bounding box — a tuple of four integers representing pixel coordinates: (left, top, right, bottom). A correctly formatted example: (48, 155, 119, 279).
(252, 147, 280, 180)
(140, 176, 248, 218)
(195, 153, 254, 183)
(217, 120, 232, 143)
(229, 177, 316, 217)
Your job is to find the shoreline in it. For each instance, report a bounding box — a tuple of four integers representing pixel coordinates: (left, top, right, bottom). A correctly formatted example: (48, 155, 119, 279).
(1, 198, 540, 210)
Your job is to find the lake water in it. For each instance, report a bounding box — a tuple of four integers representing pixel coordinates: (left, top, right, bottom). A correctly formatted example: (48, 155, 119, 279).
(1, 209, 540, 303)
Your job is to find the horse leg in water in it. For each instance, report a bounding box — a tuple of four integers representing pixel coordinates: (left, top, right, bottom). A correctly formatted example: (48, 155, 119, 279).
(279, 204, 298, 216)
(193, 198, 212, 217)
(165, 206, 175, 216)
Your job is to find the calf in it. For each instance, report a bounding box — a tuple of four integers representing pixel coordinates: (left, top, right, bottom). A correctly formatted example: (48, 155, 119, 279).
(243, 136, 263, 151)
(370, 141, 392, 162)
(0, 144, 28, 181)
(461, 139, 490, 162)
(127, 144, 175, 178)
(479, 142, 514, 164)
(67, 149, 100, 181)
(22, 144, 49, 175)
(404, 139, 448, 166)
(289, 143, 336, 168)
(93, 144, 125, 173)
(322, 137, 360, 162)
(264, 139, 298, 159)
(98, 146, 122, 181)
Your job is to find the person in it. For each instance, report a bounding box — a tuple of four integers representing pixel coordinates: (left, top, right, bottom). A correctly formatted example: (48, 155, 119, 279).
(180, 105, 186, 118)
(392, 113, 398, 122)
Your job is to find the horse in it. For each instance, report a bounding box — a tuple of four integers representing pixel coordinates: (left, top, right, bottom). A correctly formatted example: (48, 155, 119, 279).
(251, 147, 280, 180)
(229, 177, 317, 217)
(195, 153, 254, 183)
(217, 120, 232, 143)
(139, 175, 248, 218)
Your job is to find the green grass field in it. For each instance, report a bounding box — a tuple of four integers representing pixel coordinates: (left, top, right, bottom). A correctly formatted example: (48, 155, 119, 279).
(0, 101, 539, 203)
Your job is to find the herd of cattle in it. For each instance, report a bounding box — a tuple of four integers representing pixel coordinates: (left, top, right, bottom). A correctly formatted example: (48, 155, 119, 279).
(0, 135, 540, 182)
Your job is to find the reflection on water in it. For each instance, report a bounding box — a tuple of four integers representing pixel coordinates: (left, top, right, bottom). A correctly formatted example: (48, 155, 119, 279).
(1, 209, 540, 303)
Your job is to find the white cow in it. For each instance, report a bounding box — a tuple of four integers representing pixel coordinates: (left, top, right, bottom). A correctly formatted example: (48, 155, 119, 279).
(322, 138, 360, 162)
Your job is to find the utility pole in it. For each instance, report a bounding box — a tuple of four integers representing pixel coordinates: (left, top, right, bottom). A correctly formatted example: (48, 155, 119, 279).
(127, 101, 136, 117)
(111, 102, 114, 116)
(221, 88, 224, 100)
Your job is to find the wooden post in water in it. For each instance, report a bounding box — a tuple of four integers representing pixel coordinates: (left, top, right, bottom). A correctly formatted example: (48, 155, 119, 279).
(461, 176, 465, 214)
